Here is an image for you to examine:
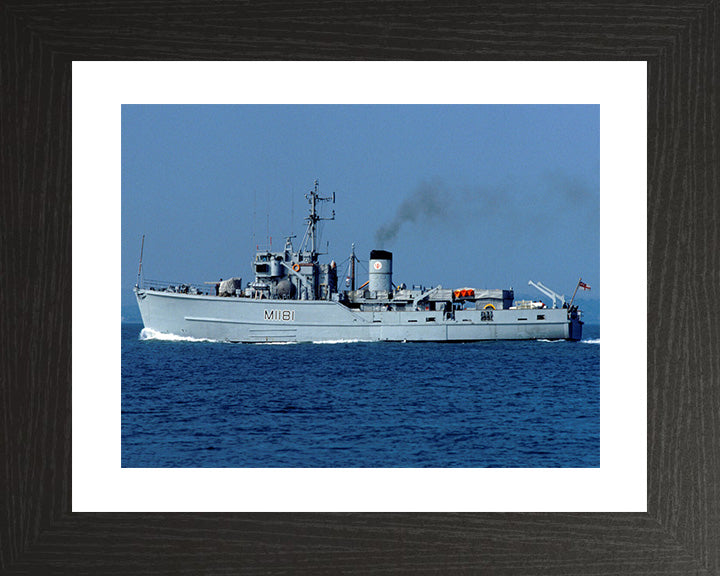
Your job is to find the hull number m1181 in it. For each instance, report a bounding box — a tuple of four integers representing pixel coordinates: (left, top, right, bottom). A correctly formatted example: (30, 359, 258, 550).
(264, 309, 296, 322)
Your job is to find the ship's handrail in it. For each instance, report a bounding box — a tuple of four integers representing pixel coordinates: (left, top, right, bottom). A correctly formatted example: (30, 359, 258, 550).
(140, 278, 213, 295)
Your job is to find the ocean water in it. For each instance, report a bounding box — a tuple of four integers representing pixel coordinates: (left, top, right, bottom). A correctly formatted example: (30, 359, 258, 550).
(122, 323, 600, 468)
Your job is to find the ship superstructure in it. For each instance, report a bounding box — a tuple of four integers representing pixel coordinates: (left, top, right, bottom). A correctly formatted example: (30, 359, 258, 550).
(134, 181, 584, 343)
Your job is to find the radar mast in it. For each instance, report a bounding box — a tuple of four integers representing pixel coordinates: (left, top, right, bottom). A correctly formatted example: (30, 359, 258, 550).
(303, 179, 335, 259)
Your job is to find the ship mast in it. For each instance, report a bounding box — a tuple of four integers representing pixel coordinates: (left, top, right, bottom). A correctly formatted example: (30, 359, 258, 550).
(304, 180, 335, 259)
(350, 242, 356, 290)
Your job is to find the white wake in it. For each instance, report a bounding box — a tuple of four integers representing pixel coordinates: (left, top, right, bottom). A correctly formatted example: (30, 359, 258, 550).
(139, 328, 218, 343)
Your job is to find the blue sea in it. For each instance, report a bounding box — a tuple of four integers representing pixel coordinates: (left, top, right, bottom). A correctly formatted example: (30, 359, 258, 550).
(122, 324, 600, 468)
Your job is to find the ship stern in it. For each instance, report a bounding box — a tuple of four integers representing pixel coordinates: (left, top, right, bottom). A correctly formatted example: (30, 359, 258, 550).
(568, 308, 583, 341)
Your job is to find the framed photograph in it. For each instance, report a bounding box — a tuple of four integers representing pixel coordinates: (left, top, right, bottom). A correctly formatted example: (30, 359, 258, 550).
(3, 3, 717, 574)
(75, 62, 641, 513)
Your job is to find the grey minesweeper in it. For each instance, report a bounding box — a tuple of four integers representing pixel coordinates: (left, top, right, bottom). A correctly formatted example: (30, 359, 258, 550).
(134, 181, 584, 343)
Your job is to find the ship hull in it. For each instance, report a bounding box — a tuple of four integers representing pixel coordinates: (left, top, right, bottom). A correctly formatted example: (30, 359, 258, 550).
(135, 289, 580, 343)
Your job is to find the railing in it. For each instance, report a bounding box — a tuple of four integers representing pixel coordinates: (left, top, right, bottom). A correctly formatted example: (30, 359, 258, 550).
(139, 278, 214, 296)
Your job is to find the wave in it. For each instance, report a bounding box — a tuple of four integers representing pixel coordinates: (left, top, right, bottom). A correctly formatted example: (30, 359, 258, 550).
(537, 338, 599, 344)
(139, 328, 219, 343)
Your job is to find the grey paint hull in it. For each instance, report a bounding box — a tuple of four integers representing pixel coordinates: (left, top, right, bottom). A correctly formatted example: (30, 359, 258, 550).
(135, 289, 577, 343)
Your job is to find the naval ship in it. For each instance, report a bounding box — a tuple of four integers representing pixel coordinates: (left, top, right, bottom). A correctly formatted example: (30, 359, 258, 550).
(134, 181, 585, 343)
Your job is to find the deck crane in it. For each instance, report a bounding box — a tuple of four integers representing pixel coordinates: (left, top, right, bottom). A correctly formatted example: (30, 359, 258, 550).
(528, 281, 566, 309)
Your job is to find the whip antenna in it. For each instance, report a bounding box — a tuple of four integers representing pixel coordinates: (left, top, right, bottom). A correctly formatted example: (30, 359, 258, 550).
(136, 234, 145, 288)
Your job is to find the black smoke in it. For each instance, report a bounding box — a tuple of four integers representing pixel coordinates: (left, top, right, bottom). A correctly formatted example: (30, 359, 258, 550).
(373, 175, 596, 246)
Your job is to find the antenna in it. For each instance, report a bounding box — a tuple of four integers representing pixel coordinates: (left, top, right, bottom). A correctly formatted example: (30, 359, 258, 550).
(136, 234, 145, 288)
(350, 242, 355, 291)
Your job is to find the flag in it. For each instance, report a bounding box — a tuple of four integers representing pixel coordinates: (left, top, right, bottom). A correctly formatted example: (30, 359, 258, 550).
(579, 281, 591, 290)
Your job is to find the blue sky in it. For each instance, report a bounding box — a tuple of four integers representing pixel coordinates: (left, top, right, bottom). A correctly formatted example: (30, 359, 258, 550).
(122, 105, 599, 307)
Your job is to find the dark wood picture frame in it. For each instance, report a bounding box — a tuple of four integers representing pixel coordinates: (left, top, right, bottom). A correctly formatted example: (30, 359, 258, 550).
(2, 2, 718, 574)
